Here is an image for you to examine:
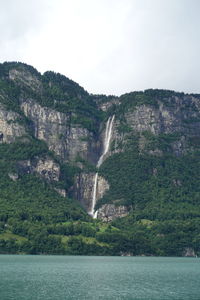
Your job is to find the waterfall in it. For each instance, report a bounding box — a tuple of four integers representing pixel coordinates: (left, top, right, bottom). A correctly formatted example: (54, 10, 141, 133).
(97, 115, 115, 168)
(90, 115, 115, 218)
(91, 173, 98, 219)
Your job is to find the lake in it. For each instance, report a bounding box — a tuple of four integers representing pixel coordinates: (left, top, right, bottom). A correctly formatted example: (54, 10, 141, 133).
(0, 255, 199, 299)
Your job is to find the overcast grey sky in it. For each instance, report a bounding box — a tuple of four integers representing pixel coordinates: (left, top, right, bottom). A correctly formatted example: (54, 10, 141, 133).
(0, 0, 200, 95)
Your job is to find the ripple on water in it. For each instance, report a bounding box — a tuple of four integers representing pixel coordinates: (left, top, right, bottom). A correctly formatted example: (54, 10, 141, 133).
(0, 255, 199, 300)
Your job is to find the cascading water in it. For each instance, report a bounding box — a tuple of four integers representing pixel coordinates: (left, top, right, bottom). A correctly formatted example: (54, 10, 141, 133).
(91, 173, 98, 219)
(89, 115, 115, 218)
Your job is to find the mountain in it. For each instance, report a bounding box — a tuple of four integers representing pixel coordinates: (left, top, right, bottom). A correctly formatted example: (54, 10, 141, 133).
(0, 62, 199, 256)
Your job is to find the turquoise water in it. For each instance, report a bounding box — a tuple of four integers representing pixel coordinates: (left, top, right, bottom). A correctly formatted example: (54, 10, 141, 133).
(0, 255, 199, 300)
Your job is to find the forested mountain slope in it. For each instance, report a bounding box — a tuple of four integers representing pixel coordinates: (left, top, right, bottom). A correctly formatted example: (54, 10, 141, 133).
(0, 62, 199, 256)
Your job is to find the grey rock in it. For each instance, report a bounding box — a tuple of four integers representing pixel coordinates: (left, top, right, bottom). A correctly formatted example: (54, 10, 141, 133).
(35, 157, 60, 181)
(74, 173, 109, 214)
(20, 99, 97, 163)
(17, 156, 60, 182)
(9, 68, 42, 93)
(55, 188, 67, 197)
(97, 204, 129, 222)
(0, 104, 26, 143)
(8, 173, 19, 181)
(182, 247, 196, 257)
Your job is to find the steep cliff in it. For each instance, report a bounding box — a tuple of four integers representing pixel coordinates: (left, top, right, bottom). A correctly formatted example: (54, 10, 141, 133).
(0, 104, 26, 143)
(0, 62, 200, 256)
(97, 92, 200, 220)
(1, 63, 200, 217)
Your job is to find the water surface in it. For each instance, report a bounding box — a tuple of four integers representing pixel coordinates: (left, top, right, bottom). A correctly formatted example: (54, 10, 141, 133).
(0, 255, 199, 300)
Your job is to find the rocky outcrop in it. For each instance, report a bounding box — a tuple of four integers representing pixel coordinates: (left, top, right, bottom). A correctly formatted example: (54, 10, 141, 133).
(15, 156, 66, 197)
(34, 157, 60, 181)
(20, 99, 97, 163)
(17, 156, 60, 182)
(21, 99, 68, 159)
(182, 247, 196, 257)
(124, 97, 200, 136)
(74, 173, 95, 211)
(9, 68, 42, 93)
(110, 96, 200, 156)
(66, 126, 97, 163)
(97, 204, 129, 222)
(74, 173, 109, 213)
(0, 104, 26, 143)
(99, 98, 120, 112)
(7, 155, 68, 198)
(96, 175, 109, 200)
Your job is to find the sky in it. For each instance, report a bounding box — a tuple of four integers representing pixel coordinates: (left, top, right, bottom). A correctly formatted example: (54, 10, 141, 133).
(0, 0, 200, 96)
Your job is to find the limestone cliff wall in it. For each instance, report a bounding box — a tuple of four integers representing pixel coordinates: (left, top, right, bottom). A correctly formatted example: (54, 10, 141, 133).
(74, 172, 109, 213)
(110, 96, 200, 156)
(0, 104, 26, 143)
(20, 99, 97, 163)
(124, 97, 200, 135)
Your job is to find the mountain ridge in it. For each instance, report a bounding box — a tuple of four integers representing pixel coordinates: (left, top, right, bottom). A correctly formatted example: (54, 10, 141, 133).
(0, 61, 199, 256)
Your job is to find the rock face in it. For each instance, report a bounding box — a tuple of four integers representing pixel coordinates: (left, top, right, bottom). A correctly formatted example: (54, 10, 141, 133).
(74, 173, 95, 212)
(182, 247, 196, 257)
(108, 96, 200, 159)
(98, 98, 120, 112)
(14, 156, 66, 197)
(21, 99, 96, 163)
(74, 173, 109, 213)
(124, 97, 200, 136)
(97, 204, 129, 222)
(17, 156, 60, 182)
(96, 175, 109, 200)
(34, 157, 60, 182)
(9, 68, 42, 93)
(0, 104, 26, 143)
(21, 99, 69, 160)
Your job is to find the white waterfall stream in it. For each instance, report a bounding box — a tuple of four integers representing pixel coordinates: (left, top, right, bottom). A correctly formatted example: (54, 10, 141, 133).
(89, 115, 115, 218)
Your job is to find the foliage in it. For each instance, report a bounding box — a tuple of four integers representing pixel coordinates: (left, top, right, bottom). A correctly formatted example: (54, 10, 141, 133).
(0, 137, 48, 160)
(99, 150, 200, 211)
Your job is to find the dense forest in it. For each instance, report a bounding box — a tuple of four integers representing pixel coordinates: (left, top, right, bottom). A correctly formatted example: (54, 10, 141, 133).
(0, 62, 199, 256)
